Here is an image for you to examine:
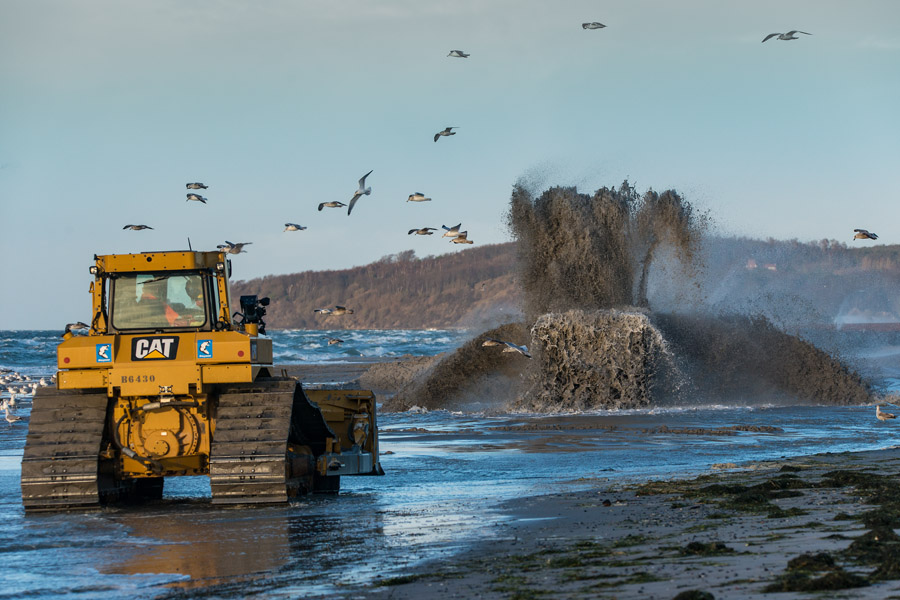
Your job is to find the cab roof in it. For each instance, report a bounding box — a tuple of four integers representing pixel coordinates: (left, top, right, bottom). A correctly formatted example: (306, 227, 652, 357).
(95, 251, 225, 273)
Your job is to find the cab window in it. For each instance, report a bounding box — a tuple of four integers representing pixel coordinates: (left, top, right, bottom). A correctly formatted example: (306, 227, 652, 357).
(112, 273, 209, 330)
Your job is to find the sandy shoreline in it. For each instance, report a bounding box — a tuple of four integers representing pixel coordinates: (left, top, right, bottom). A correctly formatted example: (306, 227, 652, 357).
(280, 357, 900, 598)
(358, 448, 900, 599)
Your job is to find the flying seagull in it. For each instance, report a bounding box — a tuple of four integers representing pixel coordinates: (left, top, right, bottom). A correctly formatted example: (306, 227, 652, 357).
(186, 182, 208, 189)
(407, 193, 431, 202)
(582, 22, 606, 29)
(877, 405, 897, 422)
(186, 193, 208, 203)
(123, 224, 153, 230)
(854, 229, 878, 240)
(447, 50, 470, 58)
(762, 30, 812, 42)
(441, 223, 462, 238)
(217, 241, 252, 254)
(65, 322, 90, 334)
(284, 223, 307, 231)
(434, 127, 457, 143)
(348, 169, 374, 216)
(482, 338, 532, 359)
(318, 201, 347, 211)
(408, 227, 437, 236)
(450, 231, 473, 244)
(315, 306, 354, 316)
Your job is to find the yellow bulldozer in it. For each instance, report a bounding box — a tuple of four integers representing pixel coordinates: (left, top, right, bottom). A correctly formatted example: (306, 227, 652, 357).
(22, 250, 383, 511)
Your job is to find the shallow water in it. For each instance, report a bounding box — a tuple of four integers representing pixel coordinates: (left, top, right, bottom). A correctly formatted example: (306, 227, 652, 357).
(2, 329, 899, 598)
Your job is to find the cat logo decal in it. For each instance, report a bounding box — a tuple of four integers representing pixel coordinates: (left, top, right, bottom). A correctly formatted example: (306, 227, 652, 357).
(131, 337, 179, 361)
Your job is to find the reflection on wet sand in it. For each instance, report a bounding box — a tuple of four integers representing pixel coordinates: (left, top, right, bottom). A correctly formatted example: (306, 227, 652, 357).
(103, 495, 389, 593)
(104, 503, 292, 587)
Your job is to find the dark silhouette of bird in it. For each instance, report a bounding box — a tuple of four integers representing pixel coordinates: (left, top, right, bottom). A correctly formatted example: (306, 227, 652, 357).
(123, 224, 153, 230)
(409, 227, 437, 235)
(854, 229, 878, 240)
(186, 193, 208, 203)
(434, 127, 458, 142)
(217, 241, 252, 254)
(762, 30, 812, 42)
(186, 182, 208, 189)
(318, 201, 347, 211)
(582, 22, 606, 29)
(447, 50, 470, 58)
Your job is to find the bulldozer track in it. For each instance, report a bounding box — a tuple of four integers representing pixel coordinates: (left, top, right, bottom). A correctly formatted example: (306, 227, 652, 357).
(22, 387, 114, 511)
(210, 379, 334, 504)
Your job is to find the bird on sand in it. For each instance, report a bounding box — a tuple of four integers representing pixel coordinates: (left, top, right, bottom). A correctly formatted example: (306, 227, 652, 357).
(326, 337, 344, 345)
(186, 193, 208, 203)
(876, 405, 897, 422)
(408, 227, 437, 235)
(434, 127, 457, 142)
(284, 223, 307, 231)
(482, 338, 532, 359)
(318, 201, 347, 211)
(441, 223, 462, 238)
(450, 231, 473, 244)
(762, 30, 812, 42)
(447, 50, 470, 58)
(314, 308, 333, 315)
(217, 241, 252, 254)
(582, 22, 606, 29)
(65, 322, 90, 334)
(186, 182, 208, 189)
(854, 229, 878, 240)
(123, 224, 153, 230)
(407, 193, 432, 202)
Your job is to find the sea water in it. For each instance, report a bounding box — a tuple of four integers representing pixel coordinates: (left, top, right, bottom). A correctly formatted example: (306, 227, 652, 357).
(1, 329, 899, 598)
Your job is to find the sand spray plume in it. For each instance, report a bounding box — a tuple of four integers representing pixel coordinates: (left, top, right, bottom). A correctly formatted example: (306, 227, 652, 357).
(386, 180, 873, 413)
(507, 182, 703, 321)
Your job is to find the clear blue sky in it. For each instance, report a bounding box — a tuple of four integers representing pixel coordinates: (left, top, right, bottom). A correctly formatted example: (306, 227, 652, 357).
(1, 0, 898, 329)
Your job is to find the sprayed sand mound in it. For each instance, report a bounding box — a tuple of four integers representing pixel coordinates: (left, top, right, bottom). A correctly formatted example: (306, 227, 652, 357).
(653, 312, 871, 404)
(385, 310, 872, 413)
(514, 308, 672, 411)
(383, 323, 532, 412)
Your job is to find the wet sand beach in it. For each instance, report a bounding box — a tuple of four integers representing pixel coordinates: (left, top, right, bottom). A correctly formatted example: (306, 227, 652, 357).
(281, 357, 900, 599)
(5, 352, 897, 599)
(360, 448, 900, 599)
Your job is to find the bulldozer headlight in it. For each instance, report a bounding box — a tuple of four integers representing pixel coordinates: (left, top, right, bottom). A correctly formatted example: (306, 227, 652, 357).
(216, 262, 225, 272)
(89, 266, 99, 275)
